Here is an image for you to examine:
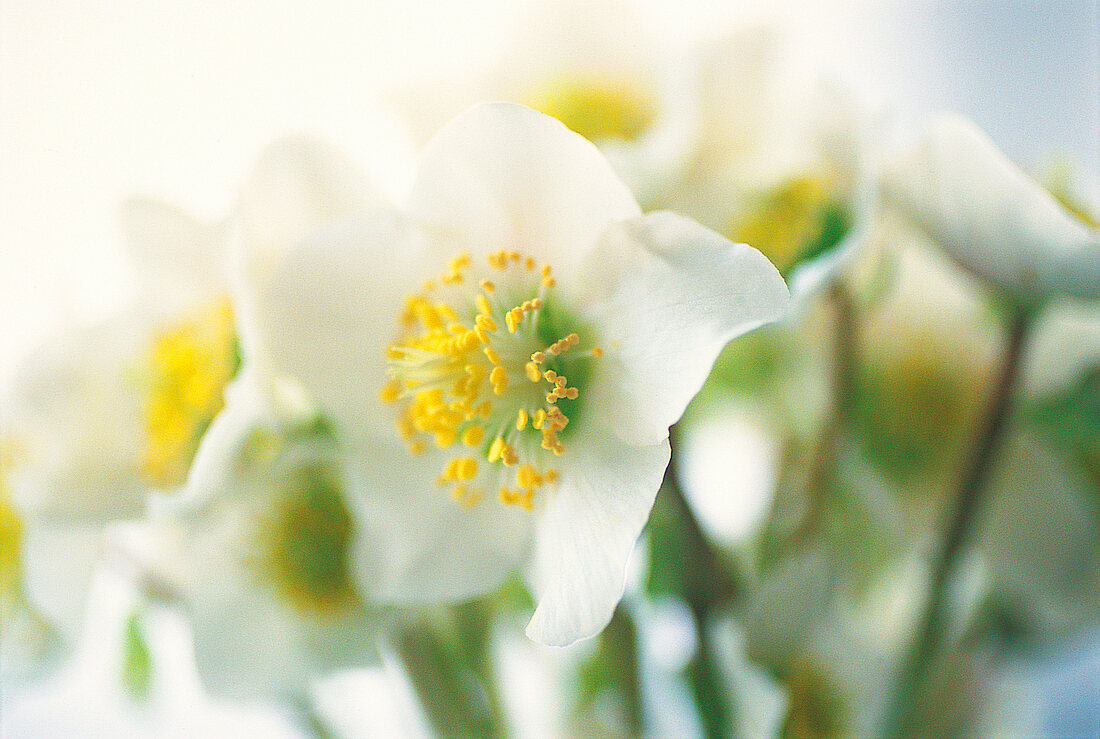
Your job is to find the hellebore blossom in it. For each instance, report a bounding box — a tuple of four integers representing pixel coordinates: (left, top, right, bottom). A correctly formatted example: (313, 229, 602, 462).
(2, 134, 381, 679)
(2, 201, 236, 668)
(118, 135, 397, 699)
(251, 102, 789, 646)
(128, 374, 385, 700)
(882, 114, 1100, 305)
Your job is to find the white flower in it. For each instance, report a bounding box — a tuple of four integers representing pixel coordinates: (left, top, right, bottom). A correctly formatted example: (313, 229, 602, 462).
(661, 27, 880, 303)
(881, 113, 1100, 304)
(116, 136, 395, 700)
(125, 373, 386, 701)
(3, 201, 234, 665)
(1, 134, 378, 677)
(250, 102, 789, 646)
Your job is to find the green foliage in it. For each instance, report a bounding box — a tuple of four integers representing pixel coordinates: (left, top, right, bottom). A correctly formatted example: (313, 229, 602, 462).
(1024, 366, 1100, 488)
(121, 611, 153, 702)
(575, 607, 644, 735)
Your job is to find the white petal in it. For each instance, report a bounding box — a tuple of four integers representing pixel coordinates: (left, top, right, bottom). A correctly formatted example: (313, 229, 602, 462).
(174, 369, 277, 509)
(347, 442, 533, 603)
(253, 211, 426, 444)
(406, 102, 640, 270)
(20, 522, 103, 638)
(120, 198, 228, 314)
(9, 316, 149, 519)
(525, 430, 670, 646)
(236, 135, 379, 280)
(882, 114, 1100, 303)
(580, 211, 790, 447)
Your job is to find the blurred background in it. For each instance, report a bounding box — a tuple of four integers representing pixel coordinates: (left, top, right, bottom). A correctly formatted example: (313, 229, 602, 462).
(2, 0, 1098, 736)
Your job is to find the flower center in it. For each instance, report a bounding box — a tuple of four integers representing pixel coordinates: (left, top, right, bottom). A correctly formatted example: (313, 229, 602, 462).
(383, 251, 602, 511)
(139, 298, 239, 489)
(728, 175, 852, 277)
(0, 439, 25, 617)
(527, 74, 657, 143)
(258, 457, 359, 614)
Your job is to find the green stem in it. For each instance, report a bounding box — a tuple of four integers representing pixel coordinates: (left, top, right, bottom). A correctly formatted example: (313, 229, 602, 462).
(662, 433, 738, 737)
(789, 283, 858, 548)
(390, 614, 508, 738)
(880, 307, 1032, 737)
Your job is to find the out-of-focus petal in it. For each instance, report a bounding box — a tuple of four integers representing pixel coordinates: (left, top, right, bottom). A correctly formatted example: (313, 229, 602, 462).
(882, 114, 1100, 303)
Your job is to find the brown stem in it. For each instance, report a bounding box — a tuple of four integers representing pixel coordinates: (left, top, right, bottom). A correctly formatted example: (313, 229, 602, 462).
(881, 307, 1032, 737)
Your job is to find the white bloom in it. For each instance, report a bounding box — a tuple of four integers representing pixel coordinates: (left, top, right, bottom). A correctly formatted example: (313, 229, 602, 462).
(127, 374, 386, 701)
(2, 134, 379, 678)
(251, 103, 789, 646)
(118, 136, 395, 700)
(3, 201, 234, 664)
(881, 114, 1100, 304)
(662, 27, 881, 303)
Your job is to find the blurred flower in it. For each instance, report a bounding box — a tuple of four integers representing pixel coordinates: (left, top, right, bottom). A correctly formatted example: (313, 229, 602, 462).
(655, 27, 880, 305)
(250, 102, 788, 646)
(881, 114, 1100, 305)
(2, 200, 235, 672)
(126, 375, 386, 701)
(117, 135, 396, 700)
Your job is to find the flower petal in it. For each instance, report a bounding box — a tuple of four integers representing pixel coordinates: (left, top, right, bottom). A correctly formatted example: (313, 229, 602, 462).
(20, 522, 103, 638)
(525, 429, 670, 646)
(882, 114, 1100, 303)
(580, 211, 790, 447)
(406, 102, 641, 270)
(252, 211, 426, 444)
(236, 135, 378, 277)
(10, 316, 149, 519)
(347, 441, 533, 603)
(120, 199, 228, 314)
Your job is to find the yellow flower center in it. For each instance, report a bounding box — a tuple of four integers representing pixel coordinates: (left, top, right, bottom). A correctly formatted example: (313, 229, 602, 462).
(383, 251, 602, 511)
(139, 298, 238, 489)
(527, 74, 657, 143)
(1, 440, 25, 619)
(729, 175, 851, 277)
(257, 458, 359, 614)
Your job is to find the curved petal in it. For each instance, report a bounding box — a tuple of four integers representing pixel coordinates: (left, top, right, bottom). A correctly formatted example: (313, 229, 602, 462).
(406, 102, 641, 271)
(10, 316, 149, 520)
(580, 211, 790, 447)
(347, 441, 533, 603)
(252, 211, 426, 444)
(525, 429, 670, 646)
(20, 522, 103, 638)
(172, 369, 278, 510)
(236, 135, 379, 281)
(882, 114, 1100, 303)
(120, 198, 228, 314)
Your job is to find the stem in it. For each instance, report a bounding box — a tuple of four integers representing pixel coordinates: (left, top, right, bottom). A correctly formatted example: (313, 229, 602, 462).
(789, 283, 858, 547)
(663, 431, 738, 737)
(390, 615, 508, 738)
(880, 307, 1032, 737)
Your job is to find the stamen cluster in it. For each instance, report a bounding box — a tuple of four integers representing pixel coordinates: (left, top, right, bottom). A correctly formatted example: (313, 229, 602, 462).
(382, 251, 601, 511)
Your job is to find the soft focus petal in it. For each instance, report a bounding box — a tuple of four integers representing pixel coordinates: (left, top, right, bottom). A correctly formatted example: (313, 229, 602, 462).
(120, 199, 228, 315)
(254, 212, 425, 444)
(236, 135, 378, 281)
(525, 431, 670, 646)
(581, 211, 789, 446)
(348, 441, 533, 603)
(406, 102, 641, 271)
(20, 523, 103, 638)
(174, 369, 278, 509)
(882, 114, 1100, 303)
(10, 317, 148, 520)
